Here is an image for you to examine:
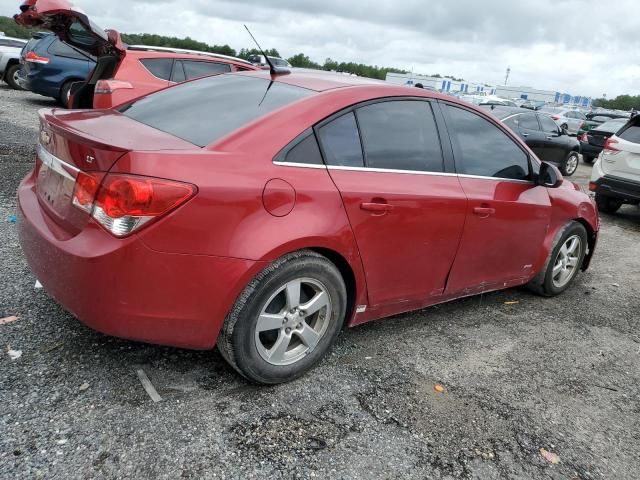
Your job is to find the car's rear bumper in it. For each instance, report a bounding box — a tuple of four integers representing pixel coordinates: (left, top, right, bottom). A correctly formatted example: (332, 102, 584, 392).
(579, 142, 602, 158)
(592, 174, 640, 203)
(17, 172, 260, 349)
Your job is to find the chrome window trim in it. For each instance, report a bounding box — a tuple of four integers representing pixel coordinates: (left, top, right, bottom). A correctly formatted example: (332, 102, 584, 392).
(37, 143, 79, 181)
(327, 165, 457, 177)
(272, 161, 531, 183)
(272, 161, 327, 169)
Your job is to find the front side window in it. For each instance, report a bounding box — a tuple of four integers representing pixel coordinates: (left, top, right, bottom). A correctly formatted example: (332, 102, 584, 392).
(317, 112, 364, 167)
(140, 58, 173, 81)
(518, 113, 540, 131)
(355, 100, 443, 172)
(182, 61, 231, 80)
(445, 105, 530, 181)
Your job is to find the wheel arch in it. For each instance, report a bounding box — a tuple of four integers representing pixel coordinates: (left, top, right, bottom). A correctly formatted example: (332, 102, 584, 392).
(572, 217, 597, 271)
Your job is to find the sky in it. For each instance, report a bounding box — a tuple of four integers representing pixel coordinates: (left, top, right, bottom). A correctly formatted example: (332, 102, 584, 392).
(3, 0, 639, 98)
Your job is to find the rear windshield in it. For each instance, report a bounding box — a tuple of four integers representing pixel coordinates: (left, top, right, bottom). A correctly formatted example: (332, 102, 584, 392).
(618, 118, 640, 143)
(596, 120, 626, 134)
(119, 75, 313, 147)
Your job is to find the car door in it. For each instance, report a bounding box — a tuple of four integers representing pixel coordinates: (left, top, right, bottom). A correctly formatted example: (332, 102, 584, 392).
(516, 112, 546, 159)
(316, 100, 467, 307)
(538, 114, 568, 164)
(441, 103, 552, 294)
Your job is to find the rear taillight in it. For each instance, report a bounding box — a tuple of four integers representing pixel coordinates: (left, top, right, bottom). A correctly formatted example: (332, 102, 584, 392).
(589, 182, 598, 192)
(25, 51, 49, 64)
(94, 80, 133, 95)
(551, 115, 560, 120)
(604, 137, 620, 154)
(71, 173, 196, 237)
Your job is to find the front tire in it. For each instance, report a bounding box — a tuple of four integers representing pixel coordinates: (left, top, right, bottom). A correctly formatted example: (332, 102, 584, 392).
(527, 222, 587, 297)
(583, 155, 594, 164)
(4, 64, 23, 90)
(595, 193, 622, 214)
(218, 250, 347, 384)
(560, 152, 579, 176)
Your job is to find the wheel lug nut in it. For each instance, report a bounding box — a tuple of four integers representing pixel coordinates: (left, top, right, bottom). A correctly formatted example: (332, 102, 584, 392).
(285, 328, 291, 334)
(299, 311, 305, 317)
(297, 323, 303, 329)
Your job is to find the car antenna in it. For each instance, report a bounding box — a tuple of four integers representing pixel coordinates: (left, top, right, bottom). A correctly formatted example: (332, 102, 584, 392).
(244, 25, 290, 76)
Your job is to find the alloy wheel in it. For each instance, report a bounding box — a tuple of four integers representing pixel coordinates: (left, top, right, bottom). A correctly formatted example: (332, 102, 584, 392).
(565, 154, 579, 175)
(254, 278, 333, 366)
(552, 235, 582, 288)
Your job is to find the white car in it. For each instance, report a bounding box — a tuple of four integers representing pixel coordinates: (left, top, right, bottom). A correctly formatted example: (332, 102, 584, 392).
(0, 33, 27, 90)
(540, 107, 586, 135)
(590, 115, 640, 213)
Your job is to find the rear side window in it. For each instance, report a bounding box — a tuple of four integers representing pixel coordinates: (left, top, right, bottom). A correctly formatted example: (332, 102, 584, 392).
(275, 130, 324, 165)
(539, 115, 559, 133)
(182, 61, 231, 80)
(120, 75, 313, 147)
(355, 100, 443, 172)
(317, 112, 364, 168)
(618, 120, 640, 143)
(48, 40, 92, 61)
(171, 61, 186, 82)
(518, 113, 540, 131)
(140, 58, 173, 80)
(445, 105, 530, 181)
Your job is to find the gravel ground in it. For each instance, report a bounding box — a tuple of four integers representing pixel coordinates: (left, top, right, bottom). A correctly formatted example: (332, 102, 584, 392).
(1, 83, 639, 479)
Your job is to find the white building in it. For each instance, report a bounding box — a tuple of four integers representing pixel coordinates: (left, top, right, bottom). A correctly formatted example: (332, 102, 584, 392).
(385, 72, 496, 95)
(495, 85, 592, 107)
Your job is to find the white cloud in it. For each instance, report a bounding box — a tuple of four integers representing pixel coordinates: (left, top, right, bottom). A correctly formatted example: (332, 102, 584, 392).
(4, 0, 639, 97)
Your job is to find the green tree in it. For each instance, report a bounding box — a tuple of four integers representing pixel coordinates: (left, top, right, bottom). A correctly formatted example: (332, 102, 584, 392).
(287, 53, 321, 69)
(593, 95, 640, 111)
(0, 15, 34, 39)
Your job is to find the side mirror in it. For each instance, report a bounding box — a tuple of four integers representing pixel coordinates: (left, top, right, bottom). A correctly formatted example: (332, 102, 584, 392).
(536, 161, 563, 188)
(559, 125, 568, 136)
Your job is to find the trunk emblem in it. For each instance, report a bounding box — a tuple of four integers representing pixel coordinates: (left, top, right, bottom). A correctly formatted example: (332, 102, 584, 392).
(85, 155, 95, 164)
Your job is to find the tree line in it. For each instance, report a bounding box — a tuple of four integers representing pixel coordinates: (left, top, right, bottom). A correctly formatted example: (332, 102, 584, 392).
(1, 15, 407, 80)
(592, 95, 640, 111)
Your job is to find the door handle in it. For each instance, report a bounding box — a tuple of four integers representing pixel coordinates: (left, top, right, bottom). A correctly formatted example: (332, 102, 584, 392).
(361, 202, 394, 213)
(546, 136, 554, 140)
(473, 207, 495, 216)
(522, 133, 529, 138)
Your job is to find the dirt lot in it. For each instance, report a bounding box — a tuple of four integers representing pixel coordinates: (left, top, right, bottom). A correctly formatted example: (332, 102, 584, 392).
(1, 84, 639, 479)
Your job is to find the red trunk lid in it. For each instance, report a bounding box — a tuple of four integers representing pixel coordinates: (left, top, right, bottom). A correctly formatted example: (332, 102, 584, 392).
(35, 108, 195, 236)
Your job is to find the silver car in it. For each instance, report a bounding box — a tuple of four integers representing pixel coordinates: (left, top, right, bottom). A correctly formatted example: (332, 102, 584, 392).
(540, 107, 586, 135)
(0, 34, 27, 90)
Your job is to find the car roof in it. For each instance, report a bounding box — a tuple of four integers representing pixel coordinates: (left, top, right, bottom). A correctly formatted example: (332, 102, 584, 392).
(478, 105, 528, 119)
(125, 48, 253, 66)
(0, 35, 27, 43)
(233, 68, 390, 92)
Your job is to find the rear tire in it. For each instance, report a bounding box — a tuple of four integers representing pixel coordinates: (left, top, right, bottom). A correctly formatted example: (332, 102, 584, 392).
(582, 155, 594, 164)
(4, 64, 22, 90)
(595, 193, 622, 214)
(560, 152, 579, 176)
(527, 221, 587, 297)
(58, 81, 74, 108)
(218, 250, 347, 384)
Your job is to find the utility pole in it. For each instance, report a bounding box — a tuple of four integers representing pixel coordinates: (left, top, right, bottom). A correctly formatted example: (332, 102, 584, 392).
(504, 67, 511, 86)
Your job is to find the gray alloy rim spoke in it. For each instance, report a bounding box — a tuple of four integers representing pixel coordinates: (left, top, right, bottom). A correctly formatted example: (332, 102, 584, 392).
(268, 333, 292, 363)
(285, 279, 302, 310)
(552, 235, 582, 288)
(295, 324, 321, 350)
(255, 277, 333, 366)
(256, 312, 286, 333)
(299, 291, 329, 317)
